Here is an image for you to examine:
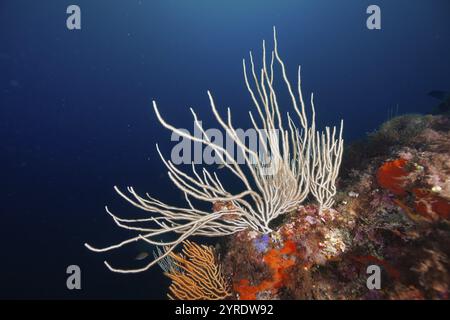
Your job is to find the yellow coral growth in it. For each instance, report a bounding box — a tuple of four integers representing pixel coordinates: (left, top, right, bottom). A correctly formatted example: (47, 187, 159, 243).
(165, 240, 231, 300)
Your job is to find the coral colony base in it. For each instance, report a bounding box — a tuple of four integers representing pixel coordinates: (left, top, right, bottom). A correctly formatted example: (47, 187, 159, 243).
(85, 28, 450, 300)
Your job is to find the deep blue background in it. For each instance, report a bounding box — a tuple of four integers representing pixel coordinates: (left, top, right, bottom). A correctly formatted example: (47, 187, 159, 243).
(0, 0, 449, 299)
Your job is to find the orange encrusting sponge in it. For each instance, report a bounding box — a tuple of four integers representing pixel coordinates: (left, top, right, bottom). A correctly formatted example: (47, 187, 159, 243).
(376, 158, 409, 196)
(234, 240, 297, 300)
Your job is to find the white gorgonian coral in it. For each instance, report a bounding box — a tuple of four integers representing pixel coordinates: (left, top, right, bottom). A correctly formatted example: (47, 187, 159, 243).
(85, 27, 344, 273)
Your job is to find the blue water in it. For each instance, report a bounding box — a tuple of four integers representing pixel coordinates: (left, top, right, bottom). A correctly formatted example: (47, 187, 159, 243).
(1, 0, 449, 299)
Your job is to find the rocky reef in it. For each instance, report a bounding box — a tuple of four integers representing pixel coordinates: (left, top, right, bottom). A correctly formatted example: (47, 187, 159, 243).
(219, 114, 450, 300)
